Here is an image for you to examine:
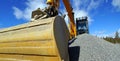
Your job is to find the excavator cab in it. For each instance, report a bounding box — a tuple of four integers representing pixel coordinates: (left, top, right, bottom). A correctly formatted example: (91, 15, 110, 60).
(76, 16, 89, 35)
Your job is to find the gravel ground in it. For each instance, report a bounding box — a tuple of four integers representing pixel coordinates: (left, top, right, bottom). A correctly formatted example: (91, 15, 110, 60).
(69, 34, 120, 61)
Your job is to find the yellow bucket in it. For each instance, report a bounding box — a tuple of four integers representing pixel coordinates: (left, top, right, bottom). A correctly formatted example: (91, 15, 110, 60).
(0, 16, 70, 61)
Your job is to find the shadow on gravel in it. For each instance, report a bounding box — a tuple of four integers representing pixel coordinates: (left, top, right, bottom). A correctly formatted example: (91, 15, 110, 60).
(69, 46, 80, 61)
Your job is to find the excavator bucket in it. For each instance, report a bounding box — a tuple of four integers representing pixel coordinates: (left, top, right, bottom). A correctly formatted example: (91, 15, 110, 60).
(0, 16, 70, 61)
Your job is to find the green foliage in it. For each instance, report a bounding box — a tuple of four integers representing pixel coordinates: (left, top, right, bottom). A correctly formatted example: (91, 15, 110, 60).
(115, 31, 119, 38)
(103, 31, 120, 44)
(103, 37, 120, 44)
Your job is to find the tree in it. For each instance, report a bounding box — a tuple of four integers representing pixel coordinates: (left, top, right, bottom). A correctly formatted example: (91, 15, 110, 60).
(115, 31, 119, 38)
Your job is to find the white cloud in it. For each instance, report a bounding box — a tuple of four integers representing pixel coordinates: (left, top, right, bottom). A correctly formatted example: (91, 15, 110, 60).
(62, 9, 93, 26)
(72, 0, 82, 10)
(87, 0, 103, 12)
(70, 0, 94, 25)
(71, 0, 104, 12)
(74, 9, 93, 25)
(13, 7, 23, 19)
(112, 0, 120, 11)
(69, 0, 106, 25)
(52, 0, 93, 25)
(63, 9, 93, 25)
(92, 30, 110, 38)
(92, 30, 120, 38)
(94, 30, 106, 34)
(92, 30, 109, 37)
(13, 0, 47, 21)
(12, 0, 104, 24)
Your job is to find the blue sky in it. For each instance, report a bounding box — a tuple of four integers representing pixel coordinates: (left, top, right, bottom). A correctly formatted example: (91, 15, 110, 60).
(0, 0, 120, 37)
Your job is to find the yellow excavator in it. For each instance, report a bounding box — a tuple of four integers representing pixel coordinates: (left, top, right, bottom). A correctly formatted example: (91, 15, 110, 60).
(0, 0, 76, 61)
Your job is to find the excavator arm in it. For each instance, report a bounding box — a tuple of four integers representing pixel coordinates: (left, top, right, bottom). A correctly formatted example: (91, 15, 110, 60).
(49, 0, 76, 38)
(62, 0, 76, 37)
(47, 0, 76, 38)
